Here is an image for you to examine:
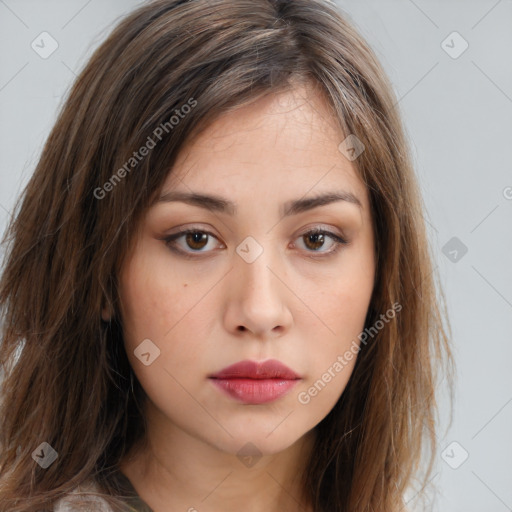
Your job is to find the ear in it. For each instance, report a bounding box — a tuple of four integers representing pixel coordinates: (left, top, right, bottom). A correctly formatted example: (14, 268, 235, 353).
(101, 299, 114, 322)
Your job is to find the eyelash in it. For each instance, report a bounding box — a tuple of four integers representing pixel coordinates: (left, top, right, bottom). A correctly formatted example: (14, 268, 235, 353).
(162, 227, 348, 260)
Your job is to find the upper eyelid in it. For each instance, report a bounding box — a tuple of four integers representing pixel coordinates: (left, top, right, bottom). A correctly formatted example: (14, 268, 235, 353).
(165, 225, 345, 241)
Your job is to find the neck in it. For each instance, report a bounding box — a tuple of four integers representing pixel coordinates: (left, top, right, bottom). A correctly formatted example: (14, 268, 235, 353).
(119, 404, 317, 512)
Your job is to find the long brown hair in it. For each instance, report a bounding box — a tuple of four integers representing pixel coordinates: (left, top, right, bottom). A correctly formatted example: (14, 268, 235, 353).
(0, 0, 454, 510)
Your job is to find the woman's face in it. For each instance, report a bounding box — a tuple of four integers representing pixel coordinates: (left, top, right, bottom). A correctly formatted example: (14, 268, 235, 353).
(116, 84, 375, 458)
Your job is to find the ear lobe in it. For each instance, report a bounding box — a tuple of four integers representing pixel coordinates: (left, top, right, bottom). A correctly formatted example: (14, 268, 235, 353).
(101, 300, 114, 322)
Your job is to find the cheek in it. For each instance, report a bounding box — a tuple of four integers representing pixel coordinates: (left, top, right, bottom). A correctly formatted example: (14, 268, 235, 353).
(298, 251, 374, 394)
(118, 248, 215, 379)
(333, 239, 375, 333)
(296, 357, 356, 415)
(117, 256, 201, 414)
(294, 285, 368, 416)
(118, 243, 193, 345)
(302, 253, 374, 339)
(118, 267, 170, 346)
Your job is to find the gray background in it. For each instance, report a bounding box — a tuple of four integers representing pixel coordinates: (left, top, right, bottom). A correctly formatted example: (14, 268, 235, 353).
(1, 1, 511, 510)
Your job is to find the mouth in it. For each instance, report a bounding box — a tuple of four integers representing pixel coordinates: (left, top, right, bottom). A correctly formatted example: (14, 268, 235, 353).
(208, 359, 301, 405)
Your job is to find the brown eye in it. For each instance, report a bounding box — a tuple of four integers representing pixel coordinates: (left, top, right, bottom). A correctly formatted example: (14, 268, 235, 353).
(294, 229, 348, 257)
(303, 232, 326, 251)
(184, 231, 209, 250)
(163, 227, 347, 260)
(164, 229, 222, 256)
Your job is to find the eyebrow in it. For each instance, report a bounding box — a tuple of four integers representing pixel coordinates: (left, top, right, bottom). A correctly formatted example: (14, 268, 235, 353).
(157, 190, 362, 217)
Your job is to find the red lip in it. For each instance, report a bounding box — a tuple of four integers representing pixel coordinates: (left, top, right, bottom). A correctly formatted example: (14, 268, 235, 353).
(209, 359, 301, 404)
(209, 359, 301, 380)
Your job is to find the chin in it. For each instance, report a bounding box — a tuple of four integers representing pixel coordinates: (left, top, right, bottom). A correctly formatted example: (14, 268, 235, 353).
(205, 422, 310, 458)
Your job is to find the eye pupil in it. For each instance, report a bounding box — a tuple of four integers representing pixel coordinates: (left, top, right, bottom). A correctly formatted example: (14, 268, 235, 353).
(304, 232, 325, 250)
(186, 232, 208, 250)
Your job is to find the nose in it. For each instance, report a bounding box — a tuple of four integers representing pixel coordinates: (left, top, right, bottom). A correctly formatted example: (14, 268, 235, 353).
(223, 244, 293, 339)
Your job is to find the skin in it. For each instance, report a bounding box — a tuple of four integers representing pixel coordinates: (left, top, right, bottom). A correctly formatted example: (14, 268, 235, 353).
(114, 82, 376, 512)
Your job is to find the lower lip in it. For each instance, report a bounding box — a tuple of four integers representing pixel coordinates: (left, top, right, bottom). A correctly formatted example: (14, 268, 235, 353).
(209, 378, 299, 404)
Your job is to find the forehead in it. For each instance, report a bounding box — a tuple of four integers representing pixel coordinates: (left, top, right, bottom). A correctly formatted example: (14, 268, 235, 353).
(161, 84, 369, 211)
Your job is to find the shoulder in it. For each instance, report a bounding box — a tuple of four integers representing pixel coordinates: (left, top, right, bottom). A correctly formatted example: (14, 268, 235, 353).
(53, 480, 115, 512)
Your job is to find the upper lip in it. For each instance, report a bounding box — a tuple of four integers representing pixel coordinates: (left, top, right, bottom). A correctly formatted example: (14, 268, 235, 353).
(209, 359, 301, 380)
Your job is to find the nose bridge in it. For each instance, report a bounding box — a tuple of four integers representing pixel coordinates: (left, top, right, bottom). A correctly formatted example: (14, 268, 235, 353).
(235, 235, 279, 302)
(227, 234, 290, 334)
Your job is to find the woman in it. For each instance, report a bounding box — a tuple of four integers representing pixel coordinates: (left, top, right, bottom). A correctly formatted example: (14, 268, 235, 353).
(0, 0, 454, 510)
